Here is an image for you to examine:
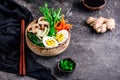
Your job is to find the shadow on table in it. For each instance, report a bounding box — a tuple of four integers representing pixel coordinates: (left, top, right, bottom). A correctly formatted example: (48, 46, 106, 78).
(53, 64, 72, 78)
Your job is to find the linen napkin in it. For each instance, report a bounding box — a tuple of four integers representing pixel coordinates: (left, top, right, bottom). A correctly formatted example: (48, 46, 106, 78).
(0, 0, 57, 80)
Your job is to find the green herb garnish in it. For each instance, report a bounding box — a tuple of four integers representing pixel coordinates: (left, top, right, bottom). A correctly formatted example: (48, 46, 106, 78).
(27, 32, 45, 47)
(59, 58, 76, 71)
(39, 3, 62, 36)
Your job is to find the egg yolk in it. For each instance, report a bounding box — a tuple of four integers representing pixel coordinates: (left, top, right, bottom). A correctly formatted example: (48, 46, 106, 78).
(55, 33, 64, 42)
(46, 39, 56, 46)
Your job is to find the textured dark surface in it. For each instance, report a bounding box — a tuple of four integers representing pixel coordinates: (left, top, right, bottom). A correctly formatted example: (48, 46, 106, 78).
(1, 0, 120, 80)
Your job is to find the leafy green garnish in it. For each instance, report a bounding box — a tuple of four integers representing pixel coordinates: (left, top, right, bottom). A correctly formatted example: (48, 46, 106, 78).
(27, 32, 45, 47)
(59, 59, 75, 71)
(39, 3, 62, 36)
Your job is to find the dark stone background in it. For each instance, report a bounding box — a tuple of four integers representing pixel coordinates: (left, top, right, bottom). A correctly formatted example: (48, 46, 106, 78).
(0, 0, 120, 80)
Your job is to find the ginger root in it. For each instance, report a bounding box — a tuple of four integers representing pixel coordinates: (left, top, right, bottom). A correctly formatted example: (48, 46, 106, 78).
(86, 16, 115, 33)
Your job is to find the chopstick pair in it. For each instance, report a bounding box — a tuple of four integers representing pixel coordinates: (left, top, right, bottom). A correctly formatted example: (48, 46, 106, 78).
(19, 19, 26, 76)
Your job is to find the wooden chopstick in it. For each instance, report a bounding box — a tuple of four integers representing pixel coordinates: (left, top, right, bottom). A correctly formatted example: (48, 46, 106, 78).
(19, 19, 26, 76)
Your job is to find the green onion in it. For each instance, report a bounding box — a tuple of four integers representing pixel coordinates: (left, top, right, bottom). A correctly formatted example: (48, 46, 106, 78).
(39, 3, 62, 37)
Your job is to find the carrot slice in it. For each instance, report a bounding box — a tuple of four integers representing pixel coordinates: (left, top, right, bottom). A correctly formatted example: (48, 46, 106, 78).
(55, 14, 72, 31)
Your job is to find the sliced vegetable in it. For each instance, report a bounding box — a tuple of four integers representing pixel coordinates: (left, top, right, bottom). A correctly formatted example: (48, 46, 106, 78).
(36, 17, 50, 40)
(55, 15, 72, 31)
(36, 27, 49, 40)
(27, 23, 39, 33)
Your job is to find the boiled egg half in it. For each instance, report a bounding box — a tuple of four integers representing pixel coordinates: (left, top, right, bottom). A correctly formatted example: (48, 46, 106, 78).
(43, 36, 58, 48)
(55, 30, 69, 44)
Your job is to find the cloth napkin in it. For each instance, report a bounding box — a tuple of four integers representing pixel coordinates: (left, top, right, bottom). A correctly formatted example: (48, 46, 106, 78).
(0, 0, 57, 80)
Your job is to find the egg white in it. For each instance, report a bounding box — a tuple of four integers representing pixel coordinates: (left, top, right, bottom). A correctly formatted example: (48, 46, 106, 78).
(56, 30, 69, 44)
(43, 36, 58, 48)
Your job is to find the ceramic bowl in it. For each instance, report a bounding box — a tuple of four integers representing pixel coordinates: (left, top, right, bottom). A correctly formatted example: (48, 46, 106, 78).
(58, 58, 76, 73)
(25, 20, 70, 57)
(81, 0, 105, 11)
